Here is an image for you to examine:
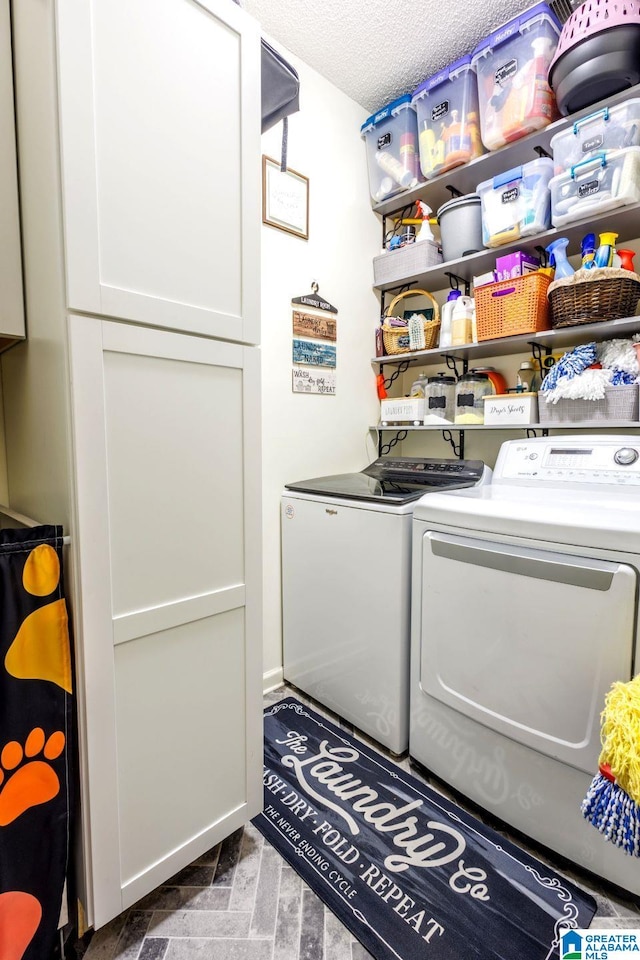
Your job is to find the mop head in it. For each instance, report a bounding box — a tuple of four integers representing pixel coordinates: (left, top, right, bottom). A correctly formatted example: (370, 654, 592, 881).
(581, 675, 640, 855)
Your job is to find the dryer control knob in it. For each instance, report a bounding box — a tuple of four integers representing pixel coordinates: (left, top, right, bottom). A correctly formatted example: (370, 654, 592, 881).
(614, 447, 639, 465)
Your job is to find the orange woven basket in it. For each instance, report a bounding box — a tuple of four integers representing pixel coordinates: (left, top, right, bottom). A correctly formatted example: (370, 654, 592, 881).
(475, 272, 552, 342)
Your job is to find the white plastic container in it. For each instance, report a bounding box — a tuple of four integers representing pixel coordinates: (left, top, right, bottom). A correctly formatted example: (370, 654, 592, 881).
(471, 2, 561, 151)
(550, 99, 640, 174)
(439, 290, 461, 348)
(477, 157, 554, 247)
(412, 56, 484, 179)
(361, 95, 423, 205)
(550, 146, 640, 227)
(451, 295, 475, 345)
(483, 392, 538, 425)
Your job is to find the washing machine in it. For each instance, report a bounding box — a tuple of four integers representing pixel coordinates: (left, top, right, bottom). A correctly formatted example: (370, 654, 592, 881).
(281, 456, 489, 754)
(410, 435, 640, 895)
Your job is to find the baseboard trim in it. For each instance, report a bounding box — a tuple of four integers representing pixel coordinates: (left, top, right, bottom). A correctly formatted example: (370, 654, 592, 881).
(263, 667, 284, 694)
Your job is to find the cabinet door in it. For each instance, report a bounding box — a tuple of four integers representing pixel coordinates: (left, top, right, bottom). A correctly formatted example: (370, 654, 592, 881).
(57, 0, 260, 344)
(68, 316, 262, 927)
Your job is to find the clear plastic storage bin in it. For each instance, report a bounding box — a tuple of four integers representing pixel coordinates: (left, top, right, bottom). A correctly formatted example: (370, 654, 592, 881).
(550, 99, 640, 174)
(412, 56, 484, 179)
(549, 146, 640, 227)
(471, 2, 561, 151)
(361, 95, 423, 204)
(477, 157, 554, 247)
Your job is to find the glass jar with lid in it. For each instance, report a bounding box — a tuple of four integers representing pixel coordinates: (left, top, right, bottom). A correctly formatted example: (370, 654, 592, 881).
(409, 373, 429, 397)
(454, 370, 492, 424)
(424, 373, 455, 423)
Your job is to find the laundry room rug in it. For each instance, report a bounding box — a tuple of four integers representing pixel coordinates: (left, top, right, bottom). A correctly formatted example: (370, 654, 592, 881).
(253, 697, 596, 960)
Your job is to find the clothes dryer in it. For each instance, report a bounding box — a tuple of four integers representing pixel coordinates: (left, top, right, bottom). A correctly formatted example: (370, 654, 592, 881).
(410, 435, 640, 894)
(282, 457, 489, 754)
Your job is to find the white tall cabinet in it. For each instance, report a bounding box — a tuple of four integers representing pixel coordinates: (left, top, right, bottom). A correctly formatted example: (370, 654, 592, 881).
(3, 0, 262, 929)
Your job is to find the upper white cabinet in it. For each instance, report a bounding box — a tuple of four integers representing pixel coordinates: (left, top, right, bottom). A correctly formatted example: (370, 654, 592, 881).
(0, 0, 25, 349)
(56, 0, 260, 343)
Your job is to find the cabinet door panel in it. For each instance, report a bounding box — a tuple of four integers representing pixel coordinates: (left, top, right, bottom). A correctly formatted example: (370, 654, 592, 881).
(57, 0, 260, 343)
(68, 316, 262, 926)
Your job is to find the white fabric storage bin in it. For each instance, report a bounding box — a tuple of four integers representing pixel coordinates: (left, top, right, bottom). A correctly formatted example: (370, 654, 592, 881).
(538, 385, 639, 423)
(380, 397, 426, 425)
(550, 146, 640, 227)
(483, 392, 538, 425)
(373, 240, 443, 286)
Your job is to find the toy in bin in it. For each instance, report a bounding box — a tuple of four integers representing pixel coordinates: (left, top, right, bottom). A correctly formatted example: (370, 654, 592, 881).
(471, 2, 561, 151)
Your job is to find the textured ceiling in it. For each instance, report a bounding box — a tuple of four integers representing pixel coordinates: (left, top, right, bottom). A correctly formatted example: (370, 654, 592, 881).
(242, 0, 532, 114)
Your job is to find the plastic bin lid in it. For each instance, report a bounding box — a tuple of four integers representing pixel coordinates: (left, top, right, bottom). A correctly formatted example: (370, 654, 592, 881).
(359, 94, 413, 134)
(549, 98, 640, 146)
(470, 1, 561, 61)
(412, 55, 474, 101)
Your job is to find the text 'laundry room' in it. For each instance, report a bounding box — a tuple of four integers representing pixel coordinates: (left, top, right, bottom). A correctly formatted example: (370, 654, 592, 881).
(1, 0, 640, 959)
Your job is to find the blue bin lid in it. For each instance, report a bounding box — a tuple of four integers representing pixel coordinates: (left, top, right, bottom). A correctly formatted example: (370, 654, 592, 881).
(360, 94, 413, 134)
(412, 55, 474, 101)
(471, 1, 561, 60)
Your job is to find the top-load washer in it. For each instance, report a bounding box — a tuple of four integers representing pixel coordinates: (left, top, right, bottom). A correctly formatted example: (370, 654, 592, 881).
(410, 435, 640, 895)
(281, 456, 489, 754)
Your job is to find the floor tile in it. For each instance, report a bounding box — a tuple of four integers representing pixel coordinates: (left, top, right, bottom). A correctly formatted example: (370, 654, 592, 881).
(298, 888, 324, 960)
(163, 940, 273, 960)
(147, 909, 252, 939)
(81, 684, 639, 960)
(273, 865, 302, 960)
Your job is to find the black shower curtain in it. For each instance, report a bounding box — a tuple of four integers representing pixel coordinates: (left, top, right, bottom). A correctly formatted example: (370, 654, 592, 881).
(0, 526, 73, 960)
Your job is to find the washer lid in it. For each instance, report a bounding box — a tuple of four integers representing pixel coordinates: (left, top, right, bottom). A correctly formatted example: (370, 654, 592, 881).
(284, 457, 486, 505)
(412, 483, 640, 553)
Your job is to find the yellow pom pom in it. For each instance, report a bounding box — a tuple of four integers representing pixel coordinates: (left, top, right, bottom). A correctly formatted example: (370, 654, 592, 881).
(599, 674, 640, 804)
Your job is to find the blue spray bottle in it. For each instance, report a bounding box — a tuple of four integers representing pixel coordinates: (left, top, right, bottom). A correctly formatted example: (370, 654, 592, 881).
(581, 233, 596, 270)
(546, 238, 574, 279)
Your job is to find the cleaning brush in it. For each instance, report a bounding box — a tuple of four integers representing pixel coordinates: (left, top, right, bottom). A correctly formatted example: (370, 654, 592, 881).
(581, 675, 640, 856)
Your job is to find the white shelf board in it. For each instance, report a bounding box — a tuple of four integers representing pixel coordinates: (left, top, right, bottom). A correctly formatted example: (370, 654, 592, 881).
(372, 84, 640, 219)
(372, 421, 640, 431)
(374, 202, 640, 292)
(371, 315, 640, 368)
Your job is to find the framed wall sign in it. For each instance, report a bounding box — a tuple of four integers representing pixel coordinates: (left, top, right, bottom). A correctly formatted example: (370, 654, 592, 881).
(262, 156, 309, 240)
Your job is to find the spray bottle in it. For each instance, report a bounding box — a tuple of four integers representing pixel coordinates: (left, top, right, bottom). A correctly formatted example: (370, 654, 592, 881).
(581, 233, 597, 270)
(594, 231, 619, 268)
(415, 201, 435, 243)
(546, 238, 574, 279)
(617, 249, 637, 272)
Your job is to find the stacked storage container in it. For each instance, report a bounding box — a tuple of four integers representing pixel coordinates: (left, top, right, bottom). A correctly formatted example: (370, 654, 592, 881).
(361, 95, 424, 204)
(471, 2, 562, 151)
(412, 56, 484, 179)
(549, 100, 640, 226)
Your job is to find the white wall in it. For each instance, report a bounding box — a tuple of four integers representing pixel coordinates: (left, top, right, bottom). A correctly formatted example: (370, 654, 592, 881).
(260, 41, 381, 688)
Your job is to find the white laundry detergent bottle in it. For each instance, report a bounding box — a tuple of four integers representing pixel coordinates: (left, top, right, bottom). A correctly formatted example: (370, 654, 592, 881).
(451, 294, 475, 347)
(439, 290, 461, 349)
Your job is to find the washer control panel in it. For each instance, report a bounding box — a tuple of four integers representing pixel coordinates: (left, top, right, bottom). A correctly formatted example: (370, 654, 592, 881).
(496, 437, 640, 485)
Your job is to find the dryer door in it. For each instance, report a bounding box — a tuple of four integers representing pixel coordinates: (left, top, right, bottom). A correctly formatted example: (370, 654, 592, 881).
(419, 530, 636, 774)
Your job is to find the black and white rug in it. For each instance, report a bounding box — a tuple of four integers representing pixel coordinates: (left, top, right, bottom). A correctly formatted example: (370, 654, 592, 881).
(253, 697, 596, 960)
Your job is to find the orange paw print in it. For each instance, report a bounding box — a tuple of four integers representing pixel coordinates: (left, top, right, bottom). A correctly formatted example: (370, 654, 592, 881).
(0, 891, 41, 959)
(0, 728, 65, 827)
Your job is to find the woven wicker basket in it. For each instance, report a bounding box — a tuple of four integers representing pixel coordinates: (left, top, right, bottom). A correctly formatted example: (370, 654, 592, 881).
(548, 267, 640, 328)
(538, 385, 639, 424)
(475, 272, 551, 341)
(381, 288, 441, 355)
